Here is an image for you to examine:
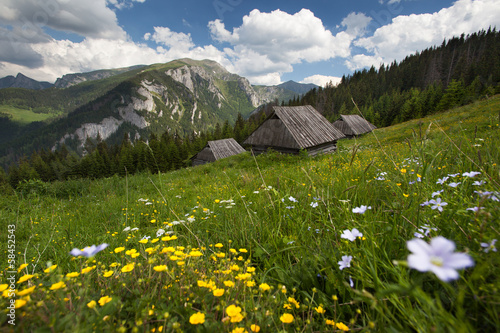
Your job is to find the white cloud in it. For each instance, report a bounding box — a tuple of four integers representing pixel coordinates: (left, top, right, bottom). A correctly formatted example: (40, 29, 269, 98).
(353, 0, 500, 70)
(208, 9, 354, 84)
(345, 54, 384, 71)
(341, 12, 372, 37)
(301, 75, 342, 87)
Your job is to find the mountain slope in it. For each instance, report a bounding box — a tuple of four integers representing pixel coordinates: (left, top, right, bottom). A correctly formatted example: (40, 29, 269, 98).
(0, 73, 53, 90)
(54, 65, 147, 88)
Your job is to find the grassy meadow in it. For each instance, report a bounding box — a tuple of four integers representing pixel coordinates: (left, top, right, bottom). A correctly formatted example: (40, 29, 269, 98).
(1, 96, 499, 332)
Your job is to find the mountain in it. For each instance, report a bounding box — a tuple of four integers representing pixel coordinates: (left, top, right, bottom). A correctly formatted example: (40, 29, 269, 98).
(277, 80, 318, 95)
(0, 73, 53, 90)
(0, 59, 278, 162)
(54, 65, 147, 88)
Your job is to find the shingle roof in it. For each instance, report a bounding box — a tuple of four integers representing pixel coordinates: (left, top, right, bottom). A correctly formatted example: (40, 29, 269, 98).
(244, 105, 345, 149)
(207, 138, 246, 160)
(333, 114, 376, 136)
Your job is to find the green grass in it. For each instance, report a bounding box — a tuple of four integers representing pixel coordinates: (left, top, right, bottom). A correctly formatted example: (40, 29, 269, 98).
(0, 105, 62, 124)
(1, 96, 499, 332)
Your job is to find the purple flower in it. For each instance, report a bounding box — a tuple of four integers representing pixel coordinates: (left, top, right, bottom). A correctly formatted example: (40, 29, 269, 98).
(436, 176, 449, 185)
(480, 239, 497, 253)
(448, 173, 460, 177)
(310, 202, 319, 208)
(352, 205, 371, 214)
(420, 200, 431, 207)
(338, 255, 353, 270)
(448, 182, 461, 188)
(431, 190, 444, 197)
(472, 180, 486, 186)
(414, 224, 437, 238)
(429, 198, 448, 212)
(466, 207, 483, 212)
(407, 237, 474, 282)
(70, 243, 109, 258)
(340, 228, 363, 241)
(288, 196, 297, 202)
(462, 171, 481, 178)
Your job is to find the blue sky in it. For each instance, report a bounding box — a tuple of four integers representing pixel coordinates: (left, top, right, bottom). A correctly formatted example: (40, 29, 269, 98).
(0, 0, 499, 86)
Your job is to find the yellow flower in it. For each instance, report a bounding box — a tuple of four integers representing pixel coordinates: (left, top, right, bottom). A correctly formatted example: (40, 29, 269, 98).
(17, 285, 36, 296)
(226, 304, 242, 317)
(169, 255, 179, 261)
(0, 284, 9, 292)
(110, 262, 120, 267)
(213, 288, 225, 297)
(235, 273, 252, 280)
(189, 312, 205, 325)
(314, 305, 326, 314)
(189, 250, 203, 257)
(215, 243, 223, 248)
(44, 265, 57, 273)
(239, 248, 248, 253)
(49, 281, 66, 290)
(400, 168, 407, 173)
(103, 270, 114, 277)
(121, 263, 135, 273)
(336, 322, 349, 331)
(246, 280, 256, 287)
(161, 246, 175, 253)
(98, 295, 112, 306)
(280, 313, 294, 324)
(125, 249, 137, 255)
(250, 324, 260, 332)
(87, 300, 97, 309)
(114, 247, 125, 253)
(17, 263, 29, 272)
(176, 261, 185, 266)
(145, 247, 156, 255)
(81, 266, 95, 274)
(325, 319, 336, 326)
(139, 238, 149, 244)
(151, 238, 159, 243)
(403, 193, 409, 198)
(153, 265, 167, 272)
(17, 274, 34, 284)
(230, 313, 244, 323)
(66, 272, 80, 278)
(131, 252, 140, 258)
(259, 283, 271, 291)
(216, 252, 225, 258)
(150, 219, 156, 223)
(223, 280, 235, 288)
(230, 264, 240, 271)
(15, 299, 27, 309)
(197, 280, 207, 287)
(231, 328, 247, 333)
(215, 199, 220, 203)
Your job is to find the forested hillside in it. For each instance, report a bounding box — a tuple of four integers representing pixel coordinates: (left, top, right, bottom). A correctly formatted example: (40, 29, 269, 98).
(288, 28, 500, 126)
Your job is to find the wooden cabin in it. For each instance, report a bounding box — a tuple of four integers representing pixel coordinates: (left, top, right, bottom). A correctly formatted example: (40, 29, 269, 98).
(332, 115, 377, 138)
(191, 138, 246, 166)
(243, 105, 345, 156)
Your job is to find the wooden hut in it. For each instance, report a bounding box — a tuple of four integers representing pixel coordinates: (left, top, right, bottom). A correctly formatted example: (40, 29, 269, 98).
(332, 115, 377, 138)
(243, 105, 345, 156)
(191, 138, 246, 166)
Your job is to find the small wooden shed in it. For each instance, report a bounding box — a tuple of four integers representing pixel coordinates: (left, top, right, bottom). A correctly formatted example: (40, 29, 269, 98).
(332, 115, 377, 138)
(191, 138, 246, 166)
(243, 105, 345, 156)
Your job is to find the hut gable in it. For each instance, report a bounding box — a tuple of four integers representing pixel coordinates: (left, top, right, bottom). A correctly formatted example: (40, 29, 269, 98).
(332, 115, 377, 137)
(244, 105, 345, 155)
(192, 138, 245, 166)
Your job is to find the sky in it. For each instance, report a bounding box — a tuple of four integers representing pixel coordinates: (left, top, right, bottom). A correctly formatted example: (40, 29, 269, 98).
(0, 0, 499, 87)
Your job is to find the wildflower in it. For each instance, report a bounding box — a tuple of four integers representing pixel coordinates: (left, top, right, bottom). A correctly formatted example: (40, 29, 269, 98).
(131, 227, 139, 231)
(81, 266, 95, 274)
(87, 300, 97, 309)
(17, 274, 34, 284)
(103, 270, 114, 277)
(250, 324, 261, 332)
(336, 322, 350, 331)
(280, 313, 294, 323)
(448, 173, 460, 177)
(226, 304, 242, 317)
(14, 299, 27, 309)
(407, 236, 474, 282)
(259, 283, 271, 291)
(429, 198, 447, 212)
(288, 196, 297, 202)
(17, 263, 29, 273)
(414, 224, 437, 238)
(215, 243, 223, 248)
(156, 229, 165, 237)
(213, 288, 225, 297)
(436, 176, 449, 185)
(189, 250, 203, 257)
(121, 263, 135, 273)
(310, 202, 319, 208)
(150, 219, 156, 223)
(286, 206, 294, 209)
(480, 239, 497, 253)
(123, 226, 131, 232)
(420, 200, 431, 207)
(224, 280, 235, 288)
(463, 171, 481, 178)
(246, 280, 256, 287)
(187, 216, 196, 223)
(432, 190, 444, 197)
(70, 243, 109, 258)
(448, 182, 461, 188)
(338, 255, 353, 270)
(44, 264, 57, 273)
(98, 296, 112, 306)
(349, 276, 354, 288)
(352, 205, 371, 214)
(315, 305, 326, 314)
(154, 265, 167, 272)
(466, 207, 484, 212)
(472, 180, 486, 186)
(17, 285, 36, 296)
(340, 228, 363, 242)
(66, 272, 80, 278)
(49, 281, 66, 290)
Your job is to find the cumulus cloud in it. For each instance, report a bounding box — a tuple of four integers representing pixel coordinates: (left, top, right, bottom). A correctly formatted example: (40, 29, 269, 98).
(301, 75, 342, 87)
(341, 12, 372, 37)
(353, 0, 500, 70)
(208, 9, 354, 84)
